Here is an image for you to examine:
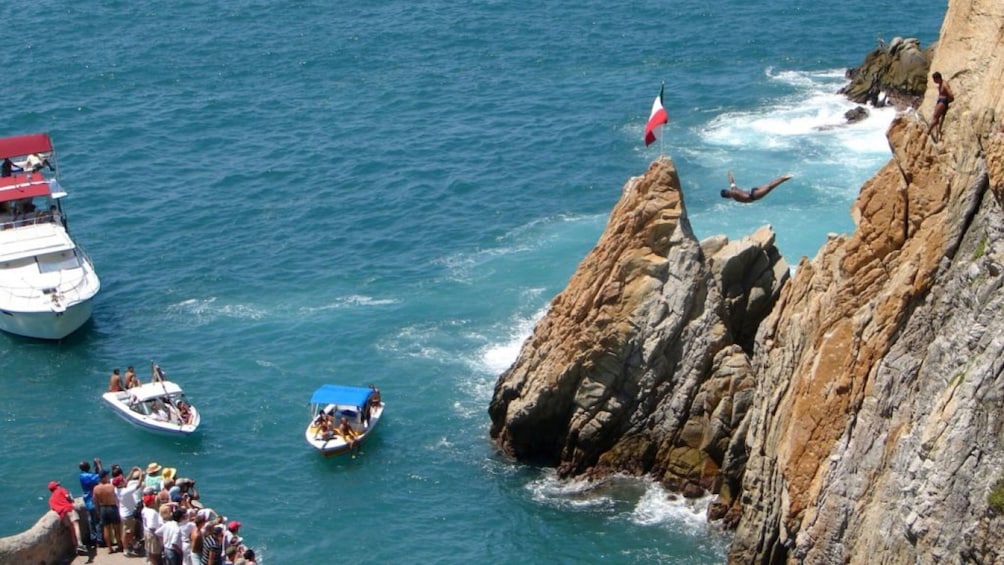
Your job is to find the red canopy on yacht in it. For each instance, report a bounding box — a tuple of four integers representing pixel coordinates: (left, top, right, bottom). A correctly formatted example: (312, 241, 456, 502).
(0, 174, 51, 202)
(0, 134, 53, 159)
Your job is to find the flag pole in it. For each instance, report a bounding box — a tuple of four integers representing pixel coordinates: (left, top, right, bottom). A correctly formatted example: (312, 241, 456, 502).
(660, 81, 665, 157)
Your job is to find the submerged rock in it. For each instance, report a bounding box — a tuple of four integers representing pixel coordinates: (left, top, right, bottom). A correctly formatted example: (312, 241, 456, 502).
(845, 105, 869, 123)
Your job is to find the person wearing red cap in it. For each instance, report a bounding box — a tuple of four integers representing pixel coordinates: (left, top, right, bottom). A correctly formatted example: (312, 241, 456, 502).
(48, 480, 86, 555)
(224, 520, 241, 548)
(141, 493, 164, 564)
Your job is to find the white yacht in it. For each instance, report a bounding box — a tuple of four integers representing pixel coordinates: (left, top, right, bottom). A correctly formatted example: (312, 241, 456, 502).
(0, 133, 100, 339)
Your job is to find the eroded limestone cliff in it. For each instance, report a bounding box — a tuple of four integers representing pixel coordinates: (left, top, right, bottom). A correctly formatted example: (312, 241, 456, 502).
(490, 0, 1004, 562)
(731, 0, 1004, 562)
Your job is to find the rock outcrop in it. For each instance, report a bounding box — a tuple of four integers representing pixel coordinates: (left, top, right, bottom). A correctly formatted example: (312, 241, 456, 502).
(730, 0, 1004, 562)
(490, 1, 1004, 563)
(489, 158, 788, 510)
(0, 500, 85, 564)
(840, 36, 934, 109)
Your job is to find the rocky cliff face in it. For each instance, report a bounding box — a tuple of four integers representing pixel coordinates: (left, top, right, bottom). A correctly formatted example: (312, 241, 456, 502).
(488, 158, 788, 513)
(731, 0, 1004, 562)
(490, 1, 1004, 563)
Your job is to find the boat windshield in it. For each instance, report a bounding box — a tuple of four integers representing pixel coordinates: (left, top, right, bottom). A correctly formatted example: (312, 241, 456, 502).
(128, 396, 179, 422)
(128, 399, 152, 415)
(37, 249, 81, 273)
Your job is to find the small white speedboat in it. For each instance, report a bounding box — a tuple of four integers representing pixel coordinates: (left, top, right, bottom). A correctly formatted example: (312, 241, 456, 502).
(102, 379, 200, 435)
(305, 384, 383, 456)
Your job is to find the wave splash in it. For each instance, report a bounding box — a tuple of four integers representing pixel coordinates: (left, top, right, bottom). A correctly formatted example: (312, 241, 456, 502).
(702, 68, 897, 158)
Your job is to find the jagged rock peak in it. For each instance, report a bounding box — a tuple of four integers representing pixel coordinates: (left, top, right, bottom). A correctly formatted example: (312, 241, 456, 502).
(489, 157, 788, 507)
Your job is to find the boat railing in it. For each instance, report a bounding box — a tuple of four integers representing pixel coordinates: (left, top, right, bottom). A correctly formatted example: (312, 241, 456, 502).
(0, 212, 64, 231)
(0, 249, 97, 304)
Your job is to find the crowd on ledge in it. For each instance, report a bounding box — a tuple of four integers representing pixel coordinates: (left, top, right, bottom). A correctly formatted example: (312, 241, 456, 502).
(48, 458, 258, 565)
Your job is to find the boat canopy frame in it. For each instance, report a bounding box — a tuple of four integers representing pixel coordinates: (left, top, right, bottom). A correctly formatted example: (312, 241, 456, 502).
(0, 134, 53, 160)
(128, 381, 184, 402)
(0, 174, 53, 203)
(310, 384, 373, 408)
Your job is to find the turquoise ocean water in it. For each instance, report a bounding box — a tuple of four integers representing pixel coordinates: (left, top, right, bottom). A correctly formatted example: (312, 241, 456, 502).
(0, 1, 946, 562)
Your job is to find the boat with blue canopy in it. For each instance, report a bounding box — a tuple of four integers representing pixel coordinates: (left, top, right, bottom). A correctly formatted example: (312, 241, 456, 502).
(305, 384, 384, 456)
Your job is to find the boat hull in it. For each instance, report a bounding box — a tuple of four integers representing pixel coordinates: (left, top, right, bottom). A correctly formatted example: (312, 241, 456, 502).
(0, 299, 93, 340)
(306, 404, 383, 456)
(102, 388, 200, 436)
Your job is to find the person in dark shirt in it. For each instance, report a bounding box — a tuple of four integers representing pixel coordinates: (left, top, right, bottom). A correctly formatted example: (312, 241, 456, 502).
(1, 158, 22, 177)
(79, 458, 104, 547)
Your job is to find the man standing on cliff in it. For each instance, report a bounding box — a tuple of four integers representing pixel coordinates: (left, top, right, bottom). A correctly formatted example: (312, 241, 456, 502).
(48, 480, 86, 555)
(78, 458, 104, 547)
(927, 71, 954, 142)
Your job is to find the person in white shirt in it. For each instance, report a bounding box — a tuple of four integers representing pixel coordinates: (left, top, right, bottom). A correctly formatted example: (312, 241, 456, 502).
(157, 507, 184, 565)
(178, 509, 198, 565)
(141, 494, 164, 564)
(23, 153, 54, 173)
(115, 468, 144, 557)
(152, 400, 170, 422)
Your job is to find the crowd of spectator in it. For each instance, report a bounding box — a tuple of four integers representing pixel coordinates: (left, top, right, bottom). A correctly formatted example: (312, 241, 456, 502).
(48, 457, 258, 564)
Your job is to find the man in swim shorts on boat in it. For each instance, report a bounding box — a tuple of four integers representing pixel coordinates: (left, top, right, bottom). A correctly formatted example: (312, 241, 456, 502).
(108, 369, 124, 392)
(720, 171, 793, 203)
(125, 366, 140, 389)
(336, 416, 360, 457)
